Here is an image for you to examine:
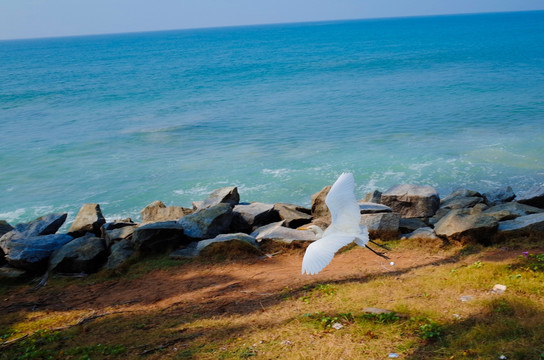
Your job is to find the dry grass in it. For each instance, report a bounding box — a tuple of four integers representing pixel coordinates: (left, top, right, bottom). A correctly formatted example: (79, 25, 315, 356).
(1, 235, 544, 359)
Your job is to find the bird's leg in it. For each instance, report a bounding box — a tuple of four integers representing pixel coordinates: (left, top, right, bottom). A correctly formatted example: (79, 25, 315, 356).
(366, 244, 390, 259)
(369, 239, 391, 251)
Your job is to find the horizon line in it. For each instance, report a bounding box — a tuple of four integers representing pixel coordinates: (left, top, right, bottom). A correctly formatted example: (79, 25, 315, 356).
(1, 8, 542, 42)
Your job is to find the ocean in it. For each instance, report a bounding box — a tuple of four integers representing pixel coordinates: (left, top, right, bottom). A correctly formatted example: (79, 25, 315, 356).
(1, 11, 543, 226)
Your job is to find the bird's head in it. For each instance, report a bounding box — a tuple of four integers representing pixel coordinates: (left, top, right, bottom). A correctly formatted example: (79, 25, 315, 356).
(297, 224, 324, 237)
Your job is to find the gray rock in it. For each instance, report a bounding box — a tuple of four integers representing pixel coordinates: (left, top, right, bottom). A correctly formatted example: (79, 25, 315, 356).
(434, 209, 498, 242)
(440, 196, 484, 210)
(402, 227, 439, 240)
(399, 218, 428, 233)
(498, 213, 544, 234)
(363, 190, 382, 203)
(104, 224, 136, 248)
(103, 219, 136, 230)
(171, 233, 261, 259)
(141, 200, 193, 223)
(231, 202, 281, 233)
(178, 203, 233, 240)
(381, 184, 439, 218)
(273, 203, 312, 229)
(67, 203, 106, 237)
(483, 201, 544, 221)
(6, 234, 73, 271)
(49, 234, 107, 273)
(428, 208, 451, 227)
(311, 185, 332, 224)
(250, 221, 316, 244)
(0, 220, 13, 237)
(360, 213, 400, 234)
(197, 232, 258, 251)
(103, 239, 134, 270)
(359, 202, 393, 214)
(0, 265, 27, 278)
(483, 186, 515, 206)
(132, 221, 187, 252)
(199, 186, 239, 210)
(0, 213, 67, 254)
(516, 185, 544, 208)
(441, 188, 482, 202)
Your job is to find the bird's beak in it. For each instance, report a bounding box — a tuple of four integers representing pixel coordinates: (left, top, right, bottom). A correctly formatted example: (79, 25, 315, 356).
(297, 225, 311, 230)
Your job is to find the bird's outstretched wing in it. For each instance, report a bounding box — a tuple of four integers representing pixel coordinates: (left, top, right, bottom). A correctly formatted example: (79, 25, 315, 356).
(301, 234, 355, 275)
(325, 173, 360, 231)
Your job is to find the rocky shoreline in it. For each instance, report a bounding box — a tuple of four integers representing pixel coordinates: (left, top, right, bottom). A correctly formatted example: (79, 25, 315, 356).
(1, 181, 544, 280)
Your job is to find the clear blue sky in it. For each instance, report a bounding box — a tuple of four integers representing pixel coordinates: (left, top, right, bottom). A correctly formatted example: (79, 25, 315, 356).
(1, 0, 544, 40)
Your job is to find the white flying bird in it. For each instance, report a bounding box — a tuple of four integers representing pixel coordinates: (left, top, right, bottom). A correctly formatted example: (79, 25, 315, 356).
(300, 172, 388, 275)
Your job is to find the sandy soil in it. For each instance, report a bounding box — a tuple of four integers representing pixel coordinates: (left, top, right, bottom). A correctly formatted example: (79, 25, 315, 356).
(2, 245, 520, 320)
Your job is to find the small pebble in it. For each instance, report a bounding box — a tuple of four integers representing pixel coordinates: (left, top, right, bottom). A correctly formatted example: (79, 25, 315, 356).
(389, 261, 395, 266)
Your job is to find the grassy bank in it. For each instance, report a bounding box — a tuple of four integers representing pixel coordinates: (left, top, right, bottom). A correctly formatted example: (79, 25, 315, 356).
(1, 237, 544, 359)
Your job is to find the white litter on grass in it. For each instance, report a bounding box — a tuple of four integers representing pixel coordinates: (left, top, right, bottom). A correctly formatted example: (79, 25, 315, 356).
(491, 284, 507, 294)
(332, 322, 344, 330)
(388, 353, 400, 358)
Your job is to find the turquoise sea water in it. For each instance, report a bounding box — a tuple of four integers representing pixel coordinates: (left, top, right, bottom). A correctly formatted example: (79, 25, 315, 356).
(1, 11, 543, 225)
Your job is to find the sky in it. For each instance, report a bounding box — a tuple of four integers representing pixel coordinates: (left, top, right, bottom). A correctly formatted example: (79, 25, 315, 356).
(1, 0, 544, 40)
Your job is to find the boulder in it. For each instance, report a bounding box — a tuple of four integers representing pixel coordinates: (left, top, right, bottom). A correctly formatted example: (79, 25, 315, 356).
(104, 224, 136, 248)
(171, 233, 260, 258)
(67, 203, 106, 238)
(483, 202, 544, 221)
(0, 220, 13, 237)
(441, 188, 482, 202)
(428, 208, 451, 227)
(440, 196, 484, 210)
(178, 203, 233, 240)
(402, 227, 439, 240)
(132, 221, 187, 252)
(483, 186, 515, 206)
(363, 190, 382, 203)
(273, 203, 312, 229)
(0, 265, 27, 279)
(381, 184, 439, 218)
(6, 234, 73, 271)
(360, 213, 400, 234)
(0, 213, 67, 254)
(103, 239, 134, 270)
(199, 186, 239, 210)
(250, 221, 317, 244)
(434, 209, 498, 242)
(103, 219, 136, 230)
(231, 202, 281, 233)
(49, 234, 107, 273)
(311, 185, 332, 224)
(497, 213, 544, 234)
(399, 218, 428, 234)
(359, 202, 393, 214)
(140, 200, 193, 223)
(516, 185, 544, 208)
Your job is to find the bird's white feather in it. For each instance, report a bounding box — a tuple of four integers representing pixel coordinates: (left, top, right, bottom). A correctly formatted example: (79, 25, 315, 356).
(301, 172, 370, 275)
(324, 172, 361, 235)
(301, 234, 355, 275)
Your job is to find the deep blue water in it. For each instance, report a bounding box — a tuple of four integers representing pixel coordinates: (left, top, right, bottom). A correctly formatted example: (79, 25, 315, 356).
(1, 11, 543, 225)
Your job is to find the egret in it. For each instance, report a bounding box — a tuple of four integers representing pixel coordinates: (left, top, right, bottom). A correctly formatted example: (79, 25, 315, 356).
(299, 172, 389, 275)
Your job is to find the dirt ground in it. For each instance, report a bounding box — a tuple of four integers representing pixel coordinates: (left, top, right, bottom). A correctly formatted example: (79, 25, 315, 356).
(1, 243, 522, 320)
